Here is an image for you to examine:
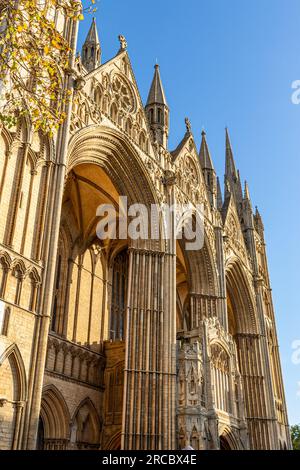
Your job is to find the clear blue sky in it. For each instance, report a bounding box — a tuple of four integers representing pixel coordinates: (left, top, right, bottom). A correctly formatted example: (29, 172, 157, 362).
(79, 0, 300, 425)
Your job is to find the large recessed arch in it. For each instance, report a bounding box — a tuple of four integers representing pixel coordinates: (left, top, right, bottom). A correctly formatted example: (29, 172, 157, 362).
(219, 425, 242, 450)
(176, 235, 219, 333)
(67, 125, 166, 252)
(70, 397, 101, 449)
(0, 343, 27, 402)
(40, 385, 70, 441)
(226, 258, 257, 335)
(178, 237, 218, 298)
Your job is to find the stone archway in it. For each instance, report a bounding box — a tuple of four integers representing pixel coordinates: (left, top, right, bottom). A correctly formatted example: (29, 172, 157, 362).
(220, 435, 232, 450)
(219, 427, 240, 450)
(70, 397, 101, 450)
(0, 344, 27, 450)
(39, 385, 70, 450)
(176, 234, 220, 450)
(60, 125, 176, 450)
(225, 259, 271, 449)
(106, 431, 122, 450)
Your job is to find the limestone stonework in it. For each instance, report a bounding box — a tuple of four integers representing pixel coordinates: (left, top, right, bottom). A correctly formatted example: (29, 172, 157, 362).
(0, 9, 291, 450)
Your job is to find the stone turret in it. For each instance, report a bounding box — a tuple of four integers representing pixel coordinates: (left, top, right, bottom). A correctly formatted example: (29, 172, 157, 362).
(82, 18, 101, 72)
(145, 64, 169, 148)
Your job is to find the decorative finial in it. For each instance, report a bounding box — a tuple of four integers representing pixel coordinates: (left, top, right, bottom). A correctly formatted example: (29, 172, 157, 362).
(185, 117, 192, 134)
(201, 128, 206, 137)
(118, 35, 127, 52)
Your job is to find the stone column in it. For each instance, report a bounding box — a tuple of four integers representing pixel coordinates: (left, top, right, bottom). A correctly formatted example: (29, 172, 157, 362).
(235, 331, 276, 449)
(121, 247, 177, 450)
(22, 16, 80, 449)
(253, 278, 279, 448)
(214, 225, 228, 330)
(202, 321, 219, 449)
(189, 293, 219, 327)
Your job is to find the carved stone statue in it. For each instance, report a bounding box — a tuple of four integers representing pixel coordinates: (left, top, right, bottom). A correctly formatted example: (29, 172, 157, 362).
(185, 117, 192, 134)
(118, 34, 128, 51)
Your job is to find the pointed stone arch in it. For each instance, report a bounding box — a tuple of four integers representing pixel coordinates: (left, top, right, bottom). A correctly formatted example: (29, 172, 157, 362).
(106, 431, 122, 450)
(225, 257, 257, 334)
(177, 235, 219, 332)
(39, 385, 70, 447)
(70, 397, 101, 449)
(67, 125, 164, 252)
(0, 250, 12, 268)
(0, 251, 11, 297)
(219, 425, 242, 450)
(0, 343, 27, 449)
(178, 233, 218, 297)
(16, 115, 32, 143)
(0, 343, 27, 402)
(225, 258, 272, 449)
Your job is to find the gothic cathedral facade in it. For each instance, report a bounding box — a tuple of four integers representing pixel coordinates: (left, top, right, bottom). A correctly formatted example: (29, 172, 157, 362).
(0, 7, 291, 450)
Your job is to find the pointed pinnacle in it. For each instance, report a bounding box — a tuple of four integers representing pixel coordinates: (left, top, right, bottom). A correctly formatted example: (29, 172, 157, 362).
(244, 180, 251, 200)
(84, 17, 100, 45)
(146, 64, 168, 106)
(225, 127, 238, 179)
(199, 130, 214, 170)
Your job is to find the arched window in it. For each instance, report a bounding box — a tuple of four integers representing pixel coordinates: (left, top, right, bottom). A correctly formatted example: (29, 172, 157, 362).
(110, 103, 118, 123)
(110, 250, 127, 340)
(149, 108, 154, 124)
(157, 108, 162, 124)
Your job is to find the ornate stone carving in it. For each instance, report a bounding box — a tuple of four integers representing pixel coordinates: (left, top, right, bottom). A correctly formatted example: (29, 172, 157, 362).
(118, 34, 128, 51)
(112, 74, 135, 113)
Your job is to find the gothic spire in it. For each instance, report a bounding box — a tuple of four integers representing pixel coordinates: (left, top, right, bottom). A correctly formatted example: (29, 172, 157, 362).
(199, 130, 214, 170)
(199, 130, 217, 208)
(254, 206, 265, 237)
(82, 18, 101, 72)
(146, 64, 168, 107)
(244, 180, 251, 201)
(224, 128, 243, 206)
(145, 65, 169, 148)
(225, 127, 238, 179)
